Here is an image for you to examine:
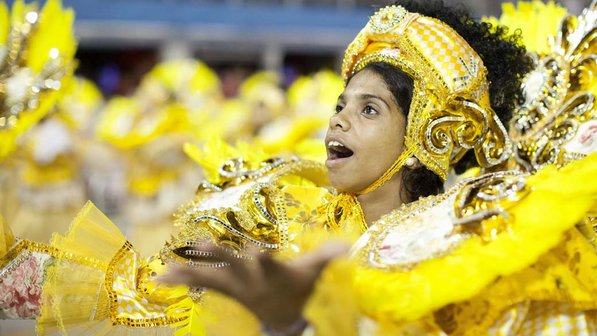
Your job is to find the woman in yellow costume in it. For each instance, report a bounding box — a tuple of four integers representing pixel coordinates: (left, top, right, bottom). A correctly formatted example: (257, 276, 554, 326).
(1, 1, 597, 336)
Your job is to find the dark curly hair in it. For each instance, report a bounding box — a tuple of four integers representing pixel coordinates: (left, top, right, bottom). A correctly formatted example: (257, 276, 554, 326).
(355, 0, 533, 202)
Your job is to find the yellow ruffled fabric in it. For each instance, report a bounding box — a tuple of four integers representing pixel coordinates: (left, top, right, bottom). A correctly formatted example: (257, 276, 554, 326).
(435, 226, 597, 335)
(306, 153, 597, 335)
(37, 201, 126, 334)
(34, 201, 185, 335)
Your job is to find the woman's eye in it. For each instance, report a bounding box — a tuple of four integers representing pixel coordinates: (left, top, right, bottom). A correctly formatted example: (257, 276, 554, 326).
(335, 105, 344, 114)
(363, 105, 378, 115)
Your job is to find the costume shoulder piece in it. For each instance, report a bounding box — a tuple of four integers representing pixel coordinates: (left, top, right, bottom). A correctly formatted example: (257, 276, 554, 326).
(351, 153, 597, 326)
(161, 153, 332, 265)
(510, 2, 597, 172)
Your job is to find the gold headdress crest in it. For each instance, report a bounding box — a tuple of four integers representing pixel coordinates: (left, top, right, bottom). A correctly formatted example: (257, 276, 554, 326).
(342, 5, 511, 180)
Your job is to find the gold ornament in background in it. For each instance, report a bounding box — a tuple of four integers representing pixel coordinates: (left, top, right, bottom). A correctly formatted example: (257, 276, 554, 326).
(510, 1, 597, 171)
(342, 5, 511, 181)
(0, 0, 76, 160)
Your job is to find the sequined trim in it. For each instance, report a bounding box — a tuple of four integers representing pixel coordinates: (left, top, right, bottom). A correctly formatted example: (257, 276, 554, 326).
(0, 239, 106, 270)
(356, 170, 527, 269)
(104, 241, 183, 327)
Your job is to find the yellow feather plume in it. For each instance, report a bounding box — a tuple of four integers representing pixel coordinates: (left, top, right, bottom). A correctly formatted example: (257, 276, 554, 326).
(26, 0, 76, 73)
(56, 77, 103, 129)
(484, 1, 567, 54)
(183, 138, 269, 184)
(287, 69, 343, 116)
(1, 0, 76, 161)
(165, 297, 208, 336)
(0, 2, 8, 45)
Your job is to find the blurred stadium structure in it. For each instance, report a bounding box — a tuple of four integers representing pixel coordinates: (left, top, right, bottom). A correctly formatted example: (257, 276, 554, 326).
(3, 0, 593, 97)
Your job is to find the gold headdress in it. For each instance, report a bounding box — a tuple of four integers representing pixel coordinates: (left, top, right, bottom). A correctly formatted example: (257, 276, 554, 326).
(342, 5, 511, 181)
(508, 1, 597, 171)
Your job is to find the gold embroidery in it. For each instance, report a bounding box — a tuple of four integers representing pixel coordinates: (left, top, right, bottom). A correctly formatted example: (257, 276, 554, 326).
(510, 3, 597, 171)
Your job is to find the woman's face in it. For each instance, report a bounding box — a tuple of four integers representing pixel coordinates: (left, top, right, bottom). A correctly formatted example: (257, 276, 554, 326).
(325, 68, 407, 193)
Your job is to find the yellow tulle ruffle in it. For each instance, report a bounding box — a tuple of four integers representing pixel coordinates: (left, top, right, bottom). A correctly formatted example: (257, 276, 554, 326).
(33, 201, 188, 335)
(30, 189, 314, 335)
(37, 201, 126, 334)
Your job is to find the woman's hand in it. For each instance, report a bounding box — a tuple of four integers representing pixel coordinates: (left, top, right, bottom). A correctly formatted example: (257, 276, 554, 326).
(157, 242, 349, 332)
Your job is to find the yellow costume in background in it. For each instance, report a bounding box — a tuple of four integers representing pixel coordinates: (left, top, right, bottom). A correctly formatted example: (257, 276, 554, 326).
(10, 78, 102, 243)
(257, 70, 343, 163)
(0, 0, 76, 160)
(223, 71, 285, 141)
(0, 0, 76, 230)
(95, 60, 222, 256)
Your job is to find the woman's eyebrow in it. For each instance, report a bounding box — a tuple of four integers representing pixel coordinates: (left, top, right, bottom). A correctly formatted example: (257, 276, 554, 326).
(338, 93, 390, 109)
(358, 93, 390, 109)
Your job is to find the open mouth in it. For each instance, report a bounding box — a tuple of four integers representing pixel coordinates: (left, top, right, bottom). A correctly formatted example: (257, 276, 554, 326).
(327, 140, 354, 160)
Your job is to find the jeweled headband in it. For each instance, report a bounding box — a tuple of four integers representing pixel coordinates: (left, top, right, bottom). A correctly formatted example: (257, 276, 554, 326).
(342, 5, 511, 181)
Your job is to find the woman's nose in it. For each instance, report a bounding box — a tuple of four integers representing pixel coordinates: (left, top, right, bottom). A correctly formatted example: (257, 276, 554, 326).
(329, 110, 351, 131)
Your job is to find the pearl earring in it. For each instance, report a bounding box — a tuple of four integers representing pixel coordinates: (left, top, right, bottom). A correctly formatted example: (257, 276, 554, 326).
(405, 157, 417, 168)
